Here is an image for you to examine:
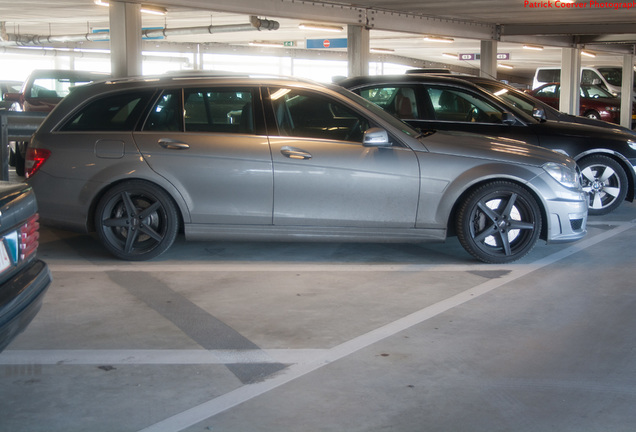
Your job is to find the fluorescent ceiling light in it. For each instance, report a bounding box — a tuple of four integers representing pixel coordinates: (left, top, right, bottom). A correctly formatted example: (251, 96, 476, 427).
(523, 44, 544, 51)
(140, 5, 167, 15)
(442, 53, 458, 59)
(298, 23, 343, 32)
(581, 50, 596, 58)
(370, 48, 395, 53)
(497, 63, 514, 69)
(94, 1, 167, 15)
(424, 36, 454, 43)
(249, 41, 285, 48)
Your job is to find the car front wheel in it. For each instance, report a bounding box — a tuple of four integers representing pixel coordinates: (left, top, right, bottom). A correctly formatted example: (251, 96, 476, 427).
(456, 181, 542, 264)
(95, 181, 179, 261)
(579, 155, 627, 216)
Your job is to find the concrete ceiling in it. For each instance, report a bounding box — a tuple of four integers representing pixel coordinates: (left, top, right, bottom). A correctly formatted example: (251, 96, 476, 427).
(1, 0, 635, 81)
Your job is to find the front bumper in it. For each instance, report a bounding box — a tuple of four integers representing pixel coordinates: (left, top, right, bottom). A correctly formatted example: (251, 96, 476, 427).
(545, 191, 588, 243)
(0, 259, 52, 352)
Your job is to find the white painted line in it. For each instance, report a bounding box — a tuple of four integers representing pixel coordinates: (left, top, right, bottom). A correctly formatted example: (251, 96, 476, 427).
(0, 349, 329, 365)
(137, 218, 636, 432)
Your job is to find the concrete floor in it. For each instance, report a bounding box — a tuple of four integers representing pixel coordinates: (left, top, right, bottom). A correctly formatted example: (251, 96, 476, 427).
(1, 192, 636, 431)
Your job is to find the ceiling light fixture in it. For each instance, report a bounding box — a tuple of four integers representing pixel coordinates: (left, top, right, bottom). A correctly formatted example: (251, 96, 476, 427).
(424, 36, 454, 43)
(249, 41, 285, 48)
(523, 44, 544, 51)
(370, 47, 395, 53)
(298, 23, 343, 33)
(140, 4, 167, 15)
(442, 52, 458, 59)
(94, 0, 167, 15)
(497, 63, 514, 69)
(581, 50, 596, 58)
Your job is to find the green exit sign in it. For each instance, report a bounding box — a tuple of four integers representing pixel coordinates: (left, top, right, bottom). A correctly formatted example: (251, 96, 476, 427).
(283, 41, 296, 47)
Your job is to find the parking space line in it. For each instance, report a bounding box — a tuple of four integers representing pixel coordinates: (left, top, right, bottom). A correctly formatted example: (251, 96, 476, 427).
(135, 218, 636, 432)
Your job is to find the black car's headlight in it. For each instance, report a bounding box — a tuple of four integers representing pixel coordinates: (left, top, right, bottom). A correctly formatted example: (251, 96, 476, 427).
(543, 162, 580, 188)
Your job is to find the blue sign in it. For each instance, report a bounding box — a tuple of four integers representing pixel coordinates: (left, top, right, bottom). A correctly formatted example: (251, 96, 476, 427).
(306, 38, 348, 49)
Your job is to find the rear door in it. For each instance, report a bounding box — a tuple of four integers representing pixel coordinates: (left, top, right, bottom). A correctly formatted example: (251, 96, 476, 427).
(133, 86, 273, 225)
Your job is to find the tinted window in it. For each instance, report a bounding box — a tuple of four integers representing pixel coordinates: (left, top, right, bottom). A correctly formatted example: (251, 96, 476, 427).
(537, 69, 561, 83)
(268, 87, 370, 142)
(144, 90, 183, 132)
(426, 87, 504, 123)
(535, 84, 559, 98)
(61, 91, 152, 131)
(183, 88, 254, 134)
(359, 86, 419, 119)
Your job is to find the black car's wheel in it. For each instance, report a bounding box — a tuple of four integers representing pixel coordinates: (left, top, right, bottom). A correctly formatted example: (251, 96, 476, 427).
(457, 182, 542, 264)
(584, 110, 601, 120)
(579, 155, 627, 215)
(95, 181, 179, 261)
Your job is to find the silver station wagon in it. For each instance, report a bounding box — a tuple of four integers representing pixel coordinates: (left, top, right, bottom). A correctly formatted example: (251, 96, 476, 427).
(25, 73, 588, 263)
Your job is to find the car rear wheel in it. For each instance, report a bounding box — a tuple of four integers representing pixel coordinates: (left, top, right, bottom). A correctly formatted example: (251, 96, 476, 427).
(95, 181, 179, 261)
(457, 181, 542, 264)
(579, 155, 627, 215)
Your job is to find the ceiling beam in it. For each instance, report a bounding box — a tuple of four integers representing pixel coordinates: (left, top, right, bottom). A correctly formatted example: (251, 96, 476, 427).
(503, 23, 636, 36)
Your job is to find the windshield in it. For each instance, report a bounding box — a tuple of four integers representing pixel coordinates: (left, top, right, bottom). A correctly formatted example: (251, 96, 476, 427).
(597, 67, 636, 88)
(581, 84, 615, 98)
(469, 81, 540, 123)
(330, 84, 422, 138)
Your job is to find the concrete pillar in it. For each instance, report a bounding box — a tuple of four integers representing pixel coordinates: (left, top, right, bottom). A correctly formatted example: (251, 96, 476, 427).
(109, 1, 142, 78)
(347, 25, 369, 77)
(480, 40, 497, 79)
(620, 54, 635, 129)
(560, 47, 581, 115)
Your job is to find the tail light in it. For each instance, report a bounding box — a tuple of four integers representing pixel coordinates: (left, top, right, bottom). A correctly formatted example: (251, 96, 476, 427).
(25, 148, 51, 178)
(19, 214, 40, 261)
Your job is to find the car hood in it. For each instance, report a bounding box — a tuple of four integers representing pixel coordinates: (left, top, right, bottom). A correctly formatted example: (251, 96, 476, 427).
(537, 119, 635, 141)
(420, 130, 571, 167)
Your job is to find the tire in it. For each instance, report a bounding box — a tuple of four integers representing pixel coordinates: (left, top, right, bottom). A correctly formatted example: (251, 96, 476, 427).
(95, 181, 179, 261)
(578, 155, 627, 216)
(14, 142, 25, 176)
(584, 110, 601, 120)
(456, 181, 542, 264)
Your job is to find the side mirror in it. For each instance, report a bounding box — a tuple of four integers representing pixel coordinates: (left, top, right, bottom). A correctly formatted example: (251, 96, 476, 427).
(363, 127, 391, 147)
(532, 107, 547, 121)
(502, 111, 516, 125)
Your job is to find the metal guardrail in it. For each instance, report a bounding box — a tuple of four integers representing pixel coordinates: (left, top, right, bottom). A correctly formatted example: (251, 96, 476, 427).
(0, 111, 47, 181)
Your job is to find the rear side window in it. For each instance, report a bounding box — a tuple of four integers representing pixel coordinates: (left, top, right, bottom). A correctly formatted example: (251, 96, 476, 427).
(61, 91, 153, 131)
(182, 88, 254, 134)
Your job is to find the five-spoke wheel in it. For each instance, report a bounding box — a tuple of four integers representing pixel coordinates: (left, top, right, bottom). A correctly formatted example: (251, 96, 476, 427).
(579, 155, 627, 216)
(95, 181, 179, 260)
(457, 182, 541, 264)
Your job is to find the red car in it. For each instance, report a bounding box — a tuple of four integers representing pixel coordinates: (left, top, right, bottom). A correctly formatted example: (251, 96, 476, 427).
(529, 82, 636, 127)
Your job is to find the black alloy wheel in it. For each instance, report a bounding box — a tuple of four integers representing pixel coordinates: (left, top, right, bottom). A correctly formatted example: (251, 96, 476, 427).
(457, 181, 542, 264)
(95, 181, 179, 260)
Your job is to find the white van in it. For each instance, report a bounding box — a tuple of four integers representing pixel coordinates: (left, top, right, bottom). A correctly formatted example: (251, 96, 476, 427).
(533, 66, 636, 97)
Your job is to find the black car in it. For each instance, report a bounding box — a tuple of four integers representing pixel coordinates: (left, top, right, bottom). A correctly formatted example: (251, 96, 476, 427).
(0, 182, 51, 352)
(339, 74, 636, 215)
(456, 75, 636, 135)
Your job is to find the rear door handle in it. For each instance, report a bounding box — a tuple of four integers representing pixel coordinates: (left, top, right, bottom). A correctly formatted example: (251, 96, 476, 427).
(281, 147, 312, 160)
(158, 139, 190, 150)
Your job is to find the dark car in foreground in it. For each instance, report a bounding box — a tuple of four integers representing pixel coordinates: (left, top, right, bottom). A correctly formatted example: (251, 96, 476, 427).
(529, 82, 636, 126)
(339, 74, 636, 215)
(25, 73, 587, 263)
(0, 182, 51, 352)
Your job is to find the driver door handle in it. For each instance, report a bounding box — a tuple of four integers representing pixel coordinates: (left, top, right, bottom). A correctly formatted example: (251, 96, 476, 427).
(281, 146, 312, 160)
(158, 139, 190, 150)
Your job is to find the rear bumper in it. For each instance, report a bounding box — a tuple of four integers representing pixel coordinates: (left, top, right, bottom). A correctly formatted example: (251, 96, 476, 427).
(0, 259, 52, 352)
